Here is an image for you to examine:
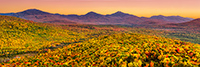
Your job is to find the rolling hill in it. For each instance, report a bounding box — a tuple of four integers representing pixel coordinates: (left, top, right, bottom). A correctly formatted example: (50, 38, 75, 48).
(0, 15, 86, 59)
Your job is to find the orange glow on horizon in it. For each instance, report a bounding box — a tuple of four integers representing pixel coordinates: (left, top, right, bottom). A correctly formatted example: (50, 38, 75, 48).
(0, 0, 200, 18)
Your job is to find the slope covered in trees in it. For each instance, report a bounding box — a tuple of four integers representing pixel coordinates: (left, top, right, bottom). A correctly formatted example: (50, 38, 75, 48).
(0, 15, 122, 62)
(0, 15, 199, 66)
(0, 15, 86, 57)
(1, 33, 200, 66)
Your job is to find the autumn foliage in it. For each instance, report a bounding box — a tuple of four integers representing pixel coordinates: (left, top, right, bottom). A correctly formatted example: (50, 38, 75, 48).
(0, 15, 200, 67)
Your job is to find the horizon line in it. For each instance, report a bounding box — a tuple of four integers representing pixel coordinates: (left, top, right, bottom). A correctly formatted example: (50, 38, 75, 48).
(0, 8, 195, 19)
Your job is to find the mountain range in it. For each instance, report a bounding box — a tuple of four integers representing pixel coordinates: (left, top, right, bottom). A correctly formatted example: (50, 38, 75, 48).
(150, 15, 194, 23)
(0, 9, 194, 25)
(0, 9, 76, 24)
(179, 18, 200, 26)
(147, 18, 200, 29)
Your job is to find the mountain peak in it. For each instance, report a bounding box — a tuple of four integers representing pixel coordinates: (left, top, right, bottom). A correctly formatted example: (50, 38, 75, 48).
(113, 11, 126, 14)
(158, 15, 165, 17)
(84, 11, 102, 16)
(109, 11, 134, 17)
(86, 11, 101, 15)
(22, 9, 46, 13)
(25, 9, 41, 11)
(115, 11, 124, 13)
(87, 11, 97, 13)
(16, 9, 50, 15)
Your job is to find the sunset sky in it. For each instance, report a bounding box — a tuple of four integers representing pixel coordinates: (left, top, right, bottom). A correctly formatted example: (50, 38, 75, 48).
(0, 0, 200, 18)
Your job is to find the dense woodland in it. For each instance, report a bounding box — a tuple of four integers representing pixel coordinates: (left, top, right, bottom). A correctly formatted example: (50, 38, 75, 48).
(0, 15, 200, 66)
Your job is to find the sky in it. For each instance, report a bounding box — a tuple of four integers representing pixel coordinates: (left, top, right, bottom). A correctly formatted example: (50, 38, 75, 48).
(0, 0, 200, 18)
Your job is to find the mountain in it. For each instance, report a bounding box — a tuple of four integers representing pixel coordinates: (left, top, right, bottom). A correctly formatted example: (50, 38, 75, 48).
(1, 9, 77, 24)
(0, 13, 14, 16)
(150, 15, 193, 23)
(148, 18, 200, 29)
(64, 11, 172, 25)
(84, 11, 103, 16)
(63, 12, 108, 24)
(178, 18, 200, 26)
(0, 9, 194, 25)
(79, 11, 105, 19)
(106, 11, 136, 17)
(13, 9, 51, 16)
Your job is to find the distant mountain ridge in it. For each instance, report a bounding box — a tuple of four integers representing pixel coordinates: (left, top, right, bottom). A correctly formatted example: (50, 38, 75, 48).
(178, 18, 200, 26)
(0, 9, 194, 25)
(0, 9, 77, 24)
(62, 11, 173, 25)
(150, 15, 193, 23)
(0, 13, 14, 16)
(148, 18, 200, 29)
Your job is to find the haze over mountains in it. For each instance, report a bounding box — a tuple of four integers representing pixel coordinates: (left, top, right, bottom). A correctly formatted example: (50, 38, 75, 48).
(150, 15, 194, 23)
(166, 18, 200, 29)
(0, 9, 194, 25)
